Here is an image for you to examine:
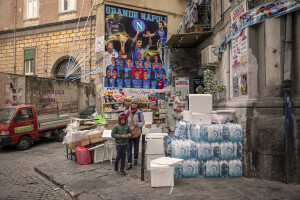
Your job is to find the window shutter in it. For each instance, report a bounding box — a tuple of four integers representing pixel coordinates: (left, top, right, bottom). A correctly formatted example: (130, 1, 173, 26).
(24, 49, 35, 61)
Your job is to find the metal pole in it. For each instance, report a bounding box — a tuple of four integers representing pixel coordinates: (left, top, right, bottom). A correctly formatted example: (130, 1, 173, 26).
(141, 134, 145, 181)
(89, 0, 93, 82)
(14, 0, 17, 74)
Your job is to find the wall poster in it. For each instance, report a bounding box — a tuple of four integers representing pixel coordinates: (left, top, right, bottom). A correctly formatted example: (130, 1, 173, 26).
(241, 74, 247, 95)
(104, 5, 168, 90)
(233, 76, 239, 97)
(175, 77, 189, 96)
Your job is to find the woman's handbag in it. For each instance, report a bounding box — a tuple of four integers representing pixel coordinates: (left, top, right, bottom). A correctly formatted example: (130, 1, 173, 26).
(129, 113, 139, 139)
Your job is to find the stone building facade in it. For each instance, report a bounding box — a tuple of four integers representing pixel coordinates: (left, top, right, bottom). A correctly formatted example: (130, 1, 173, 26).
(0, 0, 96, 82)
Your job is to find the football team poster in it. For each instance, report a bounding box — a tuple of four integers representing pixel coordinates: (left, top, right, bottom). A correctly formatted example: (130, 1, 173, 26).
(104, 5, 168, 89)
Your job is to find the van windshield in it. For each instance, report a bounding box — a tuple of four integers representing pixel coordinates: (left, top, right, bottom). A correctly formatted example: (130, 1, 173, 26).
(0, 108, 16, 124)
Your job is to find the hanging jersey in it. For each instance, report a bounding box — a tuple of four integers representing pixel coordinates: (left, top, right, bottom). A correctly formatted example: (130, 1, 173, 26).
(124, 67, 134, 79)
(142, 79, 151, 89)
(116, 78, 124, 88)
(124, 79, 132, 88)
(109, 77, 117, 87)
(132, 79, 143, 88)
(151, 80, 158, 89)
(109, 21, 125, 35)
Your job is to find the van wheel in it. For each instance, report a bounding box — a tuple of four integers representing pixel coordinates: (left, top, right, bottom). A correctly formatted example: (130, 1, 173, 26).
(56, 130, 65, 142)
(16, 136, 32, 150)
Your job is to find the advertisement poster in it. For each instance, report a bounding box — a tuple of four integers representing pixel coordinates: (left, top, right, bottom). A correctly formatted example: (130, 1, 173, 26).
(104, 5, 168, 89)
(233, 77, 239, 97)
(175, 77, 189, 95)
(232, 29, 247, 67)
(231, 1, 247, 23)
(241, 74, 247, 95)
(193, 77, 204, 94)
(220, 0, 300, 52)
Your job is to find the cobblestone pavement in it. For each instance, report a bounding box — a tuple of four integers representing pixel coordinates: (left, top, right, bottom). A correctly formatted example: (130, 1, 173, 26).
(0, 139, 71, 200)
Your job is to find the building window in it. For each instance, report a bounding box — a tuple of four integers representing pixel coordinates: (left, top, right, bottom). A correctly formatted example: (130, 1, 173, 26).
(62, 0, 75, 12)
(27, 0, 38, 19)
(24, 49, 35, 75)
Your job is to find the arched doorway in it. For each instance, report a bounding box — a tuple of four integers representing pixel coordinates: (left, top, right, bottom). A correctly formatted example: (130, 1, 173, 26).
(52, 56, 81, 81)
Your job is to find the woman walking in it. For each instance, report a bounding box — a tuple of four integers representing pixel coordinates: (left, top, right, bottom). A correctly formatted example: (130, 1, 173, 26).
(125, 97, 145, 170)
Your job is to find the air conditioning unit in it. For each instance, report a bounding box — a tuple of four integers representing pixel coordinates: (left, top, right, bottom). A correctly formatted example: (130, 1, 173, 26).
(201, 45, 219, 67)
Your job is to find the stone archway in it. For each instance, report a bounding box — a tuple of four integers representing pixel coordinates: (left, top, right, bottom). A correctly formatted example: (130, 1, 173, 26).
(52, 56, 81, 81)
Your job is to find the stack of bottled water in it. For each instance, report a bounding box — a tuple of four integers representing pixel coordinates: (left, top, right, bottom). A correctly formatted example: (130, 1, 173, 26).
(172, 122, 243, 178)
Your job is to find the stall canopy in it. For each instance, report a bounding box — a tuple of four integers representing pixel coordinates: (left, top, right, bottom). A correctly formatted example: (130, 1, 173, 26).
(166, 31, 212, 48)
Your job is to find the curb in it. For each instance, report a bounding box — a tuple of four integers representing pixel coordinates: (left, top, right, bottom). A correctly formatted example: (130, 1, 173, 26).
(34, 166, 76, 199)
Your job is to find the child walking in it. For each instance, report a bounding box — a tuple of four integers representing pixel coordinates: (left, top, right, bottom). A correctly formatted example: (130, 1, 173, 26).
(111, 114, 132, 175)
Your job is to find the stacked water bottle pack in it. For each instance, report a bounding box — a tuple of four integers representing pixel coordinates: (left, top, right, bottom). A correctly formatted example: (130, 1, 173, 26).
(168, 122, 243, 178)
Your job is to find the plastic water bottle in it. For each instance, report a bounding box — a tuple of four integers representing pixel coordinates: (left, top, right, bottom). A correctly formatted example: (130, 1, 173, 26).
(190, 124, 196, 141)
(184, 160, 198, 178)
(219, 160, 229, 177)
(198, 161, 206, 177)
(222, 124, 230, 142)
(175, 121, 187, 139)
(174, 163, 183, 178)
(220, 142, 236, 160)
(236, 142, 243, 160)
(197, 142, 213, 160)
(230, 124, 243, 142)
(171, 140, 177, 158)
(205, 160, 220, 177)
(229, 160, 243, 177)
(208, 124, 221, 143)
(189, 140, 197, 159)
(211, 143, 220, 160)
(199, 125, 208, 142)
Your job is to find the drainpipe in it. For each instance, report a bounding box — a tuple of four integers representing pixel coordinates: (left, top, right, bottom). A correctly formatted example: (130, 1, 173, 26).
(282, 14, 293, 184)
(89, 0, 92, 83)
(14, 0, 17, 74)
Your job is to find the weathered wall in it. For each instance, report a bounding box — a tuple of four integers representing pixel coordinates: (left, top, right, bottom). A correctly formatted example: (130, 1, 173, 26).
(209, 0, 300, 183)
(0, 73, 6, 107)
(0, 73, 95, 112)
(0, 26, 96, 80)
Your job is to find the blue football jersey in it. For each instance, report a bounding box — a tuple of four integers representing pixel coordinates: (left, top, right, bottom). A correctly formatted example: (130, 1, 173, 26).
(106, 65, 116, 76)
(116, 65, 125, 78)
(104, 76, 110, 87)
(154, 29, 167, 45)
(163, 79, 168, 88)
(150, 68, 158, 80)
(124, 79, 132, 88)
(143, 79, 151, 89)
(144, 68, 151, 79)
(109, 77, 117, 87)
(132, 79, 143, 88)
(124, 67, 134, 79)
(116, 78, 124, 88)
(150, 80, 158, 89)
(157, 68, 165, 77)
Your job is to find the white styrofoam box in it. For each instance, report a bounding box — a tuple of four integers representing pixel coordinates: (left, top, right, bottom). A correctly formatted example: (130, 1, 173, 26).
(151, 157, 184, 166)
(149, 127, 162, 133)
(146, 137, 165, 155)
(146, 154, 165, 170)
(142, 128, 150, 135)
(143, 112, 153, 124)
(189, 94, 212, 114)
(182, 110, 190, 121)
(150, 162, 174, 187)
(190, 113, 212, 124)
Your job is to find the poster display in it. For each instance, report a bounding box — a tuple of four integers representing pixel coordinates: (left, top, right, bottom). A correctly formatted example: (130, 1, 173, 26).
(104, 5, 168, 89)
(232, 29, 248, 67)
(220, 0, 300, 52)
(241, 74, 247, 95)
(175, 77, 189, 96)
(233, 77, 239, 97)
(193, 77, 204, 94)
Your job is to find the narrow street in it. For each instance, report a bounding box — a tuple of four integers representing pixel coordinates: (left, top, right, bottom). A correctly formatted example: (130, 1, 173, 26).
(0, 140, 71, 200)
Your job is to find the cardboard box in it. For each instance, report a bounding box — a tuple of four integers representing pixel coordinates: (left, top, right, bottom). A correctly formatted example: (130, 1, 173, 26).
(81, 133, 104, 146)
(68, 141, 81, 150)
(104, 120, 118, 130)
(145, 124, 152, 129)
